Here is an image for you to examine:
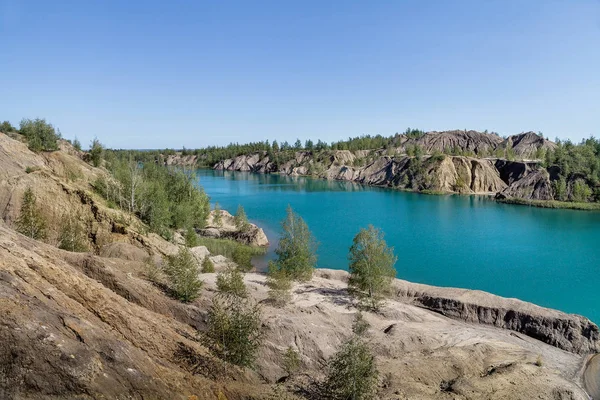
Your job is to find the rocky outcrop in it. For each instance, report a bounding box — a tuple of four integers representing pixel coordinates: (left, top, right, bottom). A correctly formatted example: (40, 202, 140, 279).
(412, 130, 503, 155)
(200, 209, 269, 247)
(503, 131, 557, 158)
(0, 225, 262, 400)
(394, 277, 599, 354)
(497, 169, 554, 200)
(212, 130, 559, 200)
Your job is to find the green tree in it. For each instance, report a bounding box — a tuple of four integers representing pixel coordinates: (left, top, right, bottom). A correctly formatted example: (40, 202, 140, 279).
(163, 247, 203, 302)
(232, 245, 254, 272)
(553, 176, 567, 201)
(282, 346, 301, 377)
(213, 202, 223, 227)
(58, 212, 89, 252)
(272, 205, 318, 282)
(216, 266, 248, 298)
(72, 137, 82, 151)
(266, 261, 293, 307)
(348, 225, 397, 310)
(322, 337, 379, 400)
(201, 256, 215, 273)
(0, 120, 15, 133)
(19, 118, 60, 152)
(572, 179, 592, 202)
(89, 137, 104, 167)
(203, 294, 262, 367)
(234, 204, 250, 232)
(15, 188, 47, 240)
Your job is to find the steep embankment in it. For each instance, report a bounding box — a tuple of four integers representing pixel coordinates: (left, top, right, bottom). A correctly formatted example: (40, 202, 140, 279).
(212, 131, 559, 200)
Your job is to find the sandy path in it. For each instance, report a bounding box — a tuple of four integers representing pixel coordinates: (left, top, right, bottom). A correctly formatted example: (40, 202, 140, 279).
(585, 354, 600, 399)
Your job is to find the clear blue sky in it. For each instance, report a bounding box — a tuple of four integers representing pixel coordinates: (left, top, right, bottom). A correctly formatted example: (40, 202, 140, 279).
(1, 0, 599, 149)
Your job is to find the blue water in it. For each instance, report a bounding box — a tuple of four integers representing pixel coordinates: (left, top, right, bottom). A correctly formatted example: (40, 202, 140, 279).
(196, 169, 600, 324)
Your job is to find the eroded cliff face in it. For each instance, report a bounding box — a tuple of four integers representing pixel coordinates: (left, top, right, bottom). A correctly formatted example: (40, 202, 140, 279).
(212, 131, 560, 200)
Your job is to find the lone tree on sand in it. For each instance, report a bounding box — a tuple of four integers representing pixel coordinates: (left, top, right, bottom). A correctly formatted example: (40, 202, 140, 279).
(348, 225, 397, 310)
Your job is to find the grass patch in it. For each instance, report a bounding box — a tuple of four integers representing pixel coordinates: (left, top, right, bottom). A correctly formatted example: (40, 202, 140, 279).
(497, 198, 600, 211)
(196, 237, 266, 260)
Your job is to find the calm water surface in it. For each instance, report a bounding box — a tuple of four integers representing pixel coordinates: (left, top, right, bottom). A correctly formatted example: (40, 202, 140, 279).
(196, 169, 600, 323)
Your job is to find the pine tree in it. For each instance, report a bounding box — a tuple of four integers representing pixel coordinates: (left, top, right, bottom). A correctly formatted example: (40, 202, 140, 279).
(234, 204, 249, 232)
(163, 247, 203, 302)
(348, 225, 397, 310)
(272, 205, 318, 282)
(15, 188, 47, 240)
(58, 212, 88, 252)
(323, 337, 378, 400)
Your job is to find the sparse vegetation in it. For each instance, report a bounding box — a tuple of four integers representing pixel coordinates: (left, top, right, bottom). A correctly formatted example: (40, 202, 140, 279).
(184, 228, 199, 247)
(203, 294, 262, 367)
(234, 204, 250, 232)
(19, 118, 60, 152)
(282, 346, 301, 377)
(266, 262, 293, 307)
(15, 188, 48, 240)
(196, 237, 266, 260)
(213, 202, 223, 227)
(216, 266, 248, 298)
(163, 247, 203, 302)
(322, 337, 379, 400)
(58, 212, 89, 252)
(201, 256, 215, 273)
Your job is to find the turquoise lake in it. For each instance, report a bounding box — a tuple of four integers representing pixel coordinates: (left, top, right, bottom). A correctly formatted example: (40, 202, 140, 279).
(196, 169, 600, 324)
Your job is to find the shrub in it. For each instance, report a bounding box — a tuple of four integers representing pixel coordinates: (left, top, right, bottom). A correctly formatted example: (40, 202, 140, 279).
(144, 257, 163, 283)
(234, 204, 250, 232)
(184, 228, 199, 247)
(201, 256, 215, 273)
(15, 188, 47, 240)
(232, 245, 254, 272)
(0, 120, 16, 133)
(266, 262, 292, 307)
(216, 267, 248, 298)
(322, 337, 378, 400)
(58, 212, 89, 252)
(282, 346, 301, 376)
(25, 166, 41, 174)
(164, 247, 203, 302)
(203, 294, 262, 367)
(19, 118, 60, 152)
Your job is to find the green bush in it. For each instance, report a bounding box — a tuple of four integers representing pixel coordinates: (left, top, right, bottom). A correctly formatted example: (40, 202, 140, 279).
(164, 247, 203, 302)
(19, 118, 60, 152)
(203, 294, 262, 367)
(15, 188, 47, 240)
(216, 267, 248, 298)
(196, 237, 265, 263)
(201, 256, 215, 273)
(58, 213, 89, 252)
(0, 120, 16, 133)
(322, 337, 378, 400)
